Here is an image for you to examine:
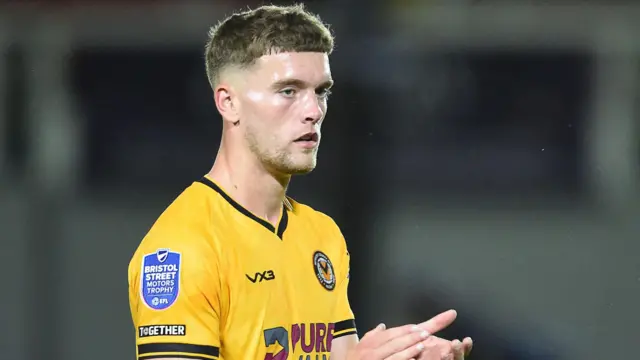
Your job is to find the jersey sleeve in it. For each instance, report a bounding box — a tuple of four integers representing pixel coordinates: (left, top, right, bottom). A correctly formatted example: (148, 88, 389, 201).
(331, 230, 358, 340)
(128, 232, 223, 360)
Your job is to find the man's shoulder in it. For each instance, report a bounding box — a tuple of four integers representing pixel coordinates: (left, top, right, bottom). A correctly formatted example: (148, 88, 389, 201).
(287, 197, 345, 246)
(147, 178, 236, 234)
(288, 197, 339, 227)
(129, 181, 223, 267)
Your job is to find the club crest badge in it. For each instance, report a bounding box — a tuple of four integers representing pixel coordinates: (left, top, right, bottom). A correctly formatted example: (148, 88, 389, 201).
(313, 251, 336, 291)
(140, 249, 181, 310)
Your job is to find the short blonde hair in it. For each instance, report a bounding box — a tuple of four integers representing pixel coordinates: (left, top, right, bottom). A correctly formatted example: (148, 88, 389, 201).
(204, 4, 334, 88)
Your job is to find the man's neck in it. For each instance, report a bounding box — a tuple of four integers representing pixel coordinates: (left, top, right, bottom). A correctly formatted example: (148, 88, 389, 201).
(207, 148, 290, 226)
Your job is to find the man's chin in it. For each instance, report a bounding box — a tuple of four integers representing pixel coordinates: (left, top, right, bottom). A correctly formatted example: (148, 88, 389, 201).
(289, 167, 315, 176)
(283, 161, 315, 175)
(267, 152, 318, 176)
(287, 159, 317, 175)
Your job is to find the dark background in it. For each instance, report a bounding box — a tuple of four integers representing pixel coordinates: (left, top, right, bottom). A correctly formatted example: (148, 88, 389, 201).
(1, 1, 639, 360)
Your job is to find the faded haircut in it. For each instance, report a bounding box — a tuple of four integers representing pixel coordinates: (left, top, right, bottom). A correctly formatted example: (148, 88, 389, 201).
(204, 4, 334, 88)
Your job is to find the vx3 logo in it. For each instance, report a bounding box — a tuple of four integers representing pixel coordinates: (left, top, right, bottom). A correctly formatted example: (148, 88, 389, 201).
(246, 270, 276, 283)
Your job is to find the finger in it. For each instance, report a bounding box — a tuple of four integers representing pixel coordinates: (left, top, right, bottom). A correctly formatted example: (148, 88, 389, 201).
(462, 337, 473, 356)
(385, 341, 426, 360)
(374, 327, 430, 359)
(416, 309, 458, 335)
(369, 324, 428, 347)
(419, 338, 452, 360)
(360, 324, 387, 343)
(452, 340, 464, 360)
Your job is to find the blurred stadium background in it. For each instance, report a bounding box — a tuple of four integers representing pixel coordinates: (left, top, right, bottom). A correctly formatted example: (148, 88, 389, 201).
(1, 1, 639, 359)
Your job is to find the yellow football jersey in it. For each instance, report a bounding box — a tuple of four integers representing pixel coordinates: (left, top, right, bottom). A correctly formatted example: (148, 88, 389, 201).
(128, 176, 356, 360)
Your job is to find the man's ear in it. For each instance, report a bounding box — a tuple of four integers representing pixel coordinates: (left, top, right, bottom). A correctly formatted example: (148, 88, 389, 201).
(214, 82, 240, 125)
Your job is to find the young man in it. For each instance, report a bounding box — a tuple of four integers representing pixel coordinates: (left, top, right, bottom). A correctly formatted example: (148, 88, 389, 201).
(128, 4, 472, 360)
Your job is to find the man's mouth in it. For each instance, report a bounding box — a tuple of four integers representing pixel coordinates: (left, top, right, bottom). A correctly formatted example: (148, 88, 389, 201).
(294, 132, 319, 149)
(294, 132, 319, 142)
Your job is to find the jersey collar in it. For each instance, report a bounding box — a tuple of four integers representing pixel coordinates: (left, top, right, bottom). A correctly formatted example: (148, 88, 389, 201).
(197, 177, 289, 240)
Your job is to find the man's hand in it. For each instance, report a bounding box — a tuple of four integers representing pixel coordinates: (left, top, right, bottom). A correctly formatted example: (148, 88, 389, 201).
(345, 310, 458, 360)
(416, 336, 473, 360)
(412, 311, 473, 360)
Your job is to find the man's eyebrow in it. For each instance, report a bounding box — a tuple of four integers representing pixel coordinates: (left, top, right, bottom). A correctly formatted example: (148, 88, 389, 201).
(270, 78, 307, 90)
(270, 78, 334, 90)
(317, 80, 334, 89)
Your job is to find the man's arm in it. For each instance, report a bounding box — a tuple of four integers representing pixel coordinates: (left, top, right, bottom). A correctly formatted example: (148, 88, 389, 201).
(331, 311, 464, 360)
(330, 333, 359, 360)
(128, 233, 223, 360)
(325, 229, 471, 359)
(325, 221, 471, 359)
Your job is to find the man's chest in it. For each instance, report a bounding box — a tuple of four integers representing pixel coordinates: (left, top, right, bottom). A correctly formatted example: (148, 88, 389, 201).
(224, 234, 340, 317)
(217, 228, 343, 358)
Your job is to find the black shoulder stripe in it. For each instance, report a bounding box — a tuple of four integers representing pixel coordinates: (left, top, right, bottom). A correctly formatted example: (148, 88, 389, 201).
(334, 318, 357, 332)
(139, 355, 214, 360)
(332, 329, 358, 339)
(138, 343, 219, 357)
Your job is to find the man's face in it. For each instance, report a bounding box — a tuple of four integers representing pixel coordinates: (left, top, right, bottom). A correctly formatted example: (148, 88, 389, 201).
(235, 52, 333, 175)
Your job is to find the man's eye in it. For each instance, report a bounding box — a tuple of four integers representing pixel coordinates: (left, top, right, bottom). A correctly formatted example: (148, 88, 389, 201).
(280, 88, 296, 97)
